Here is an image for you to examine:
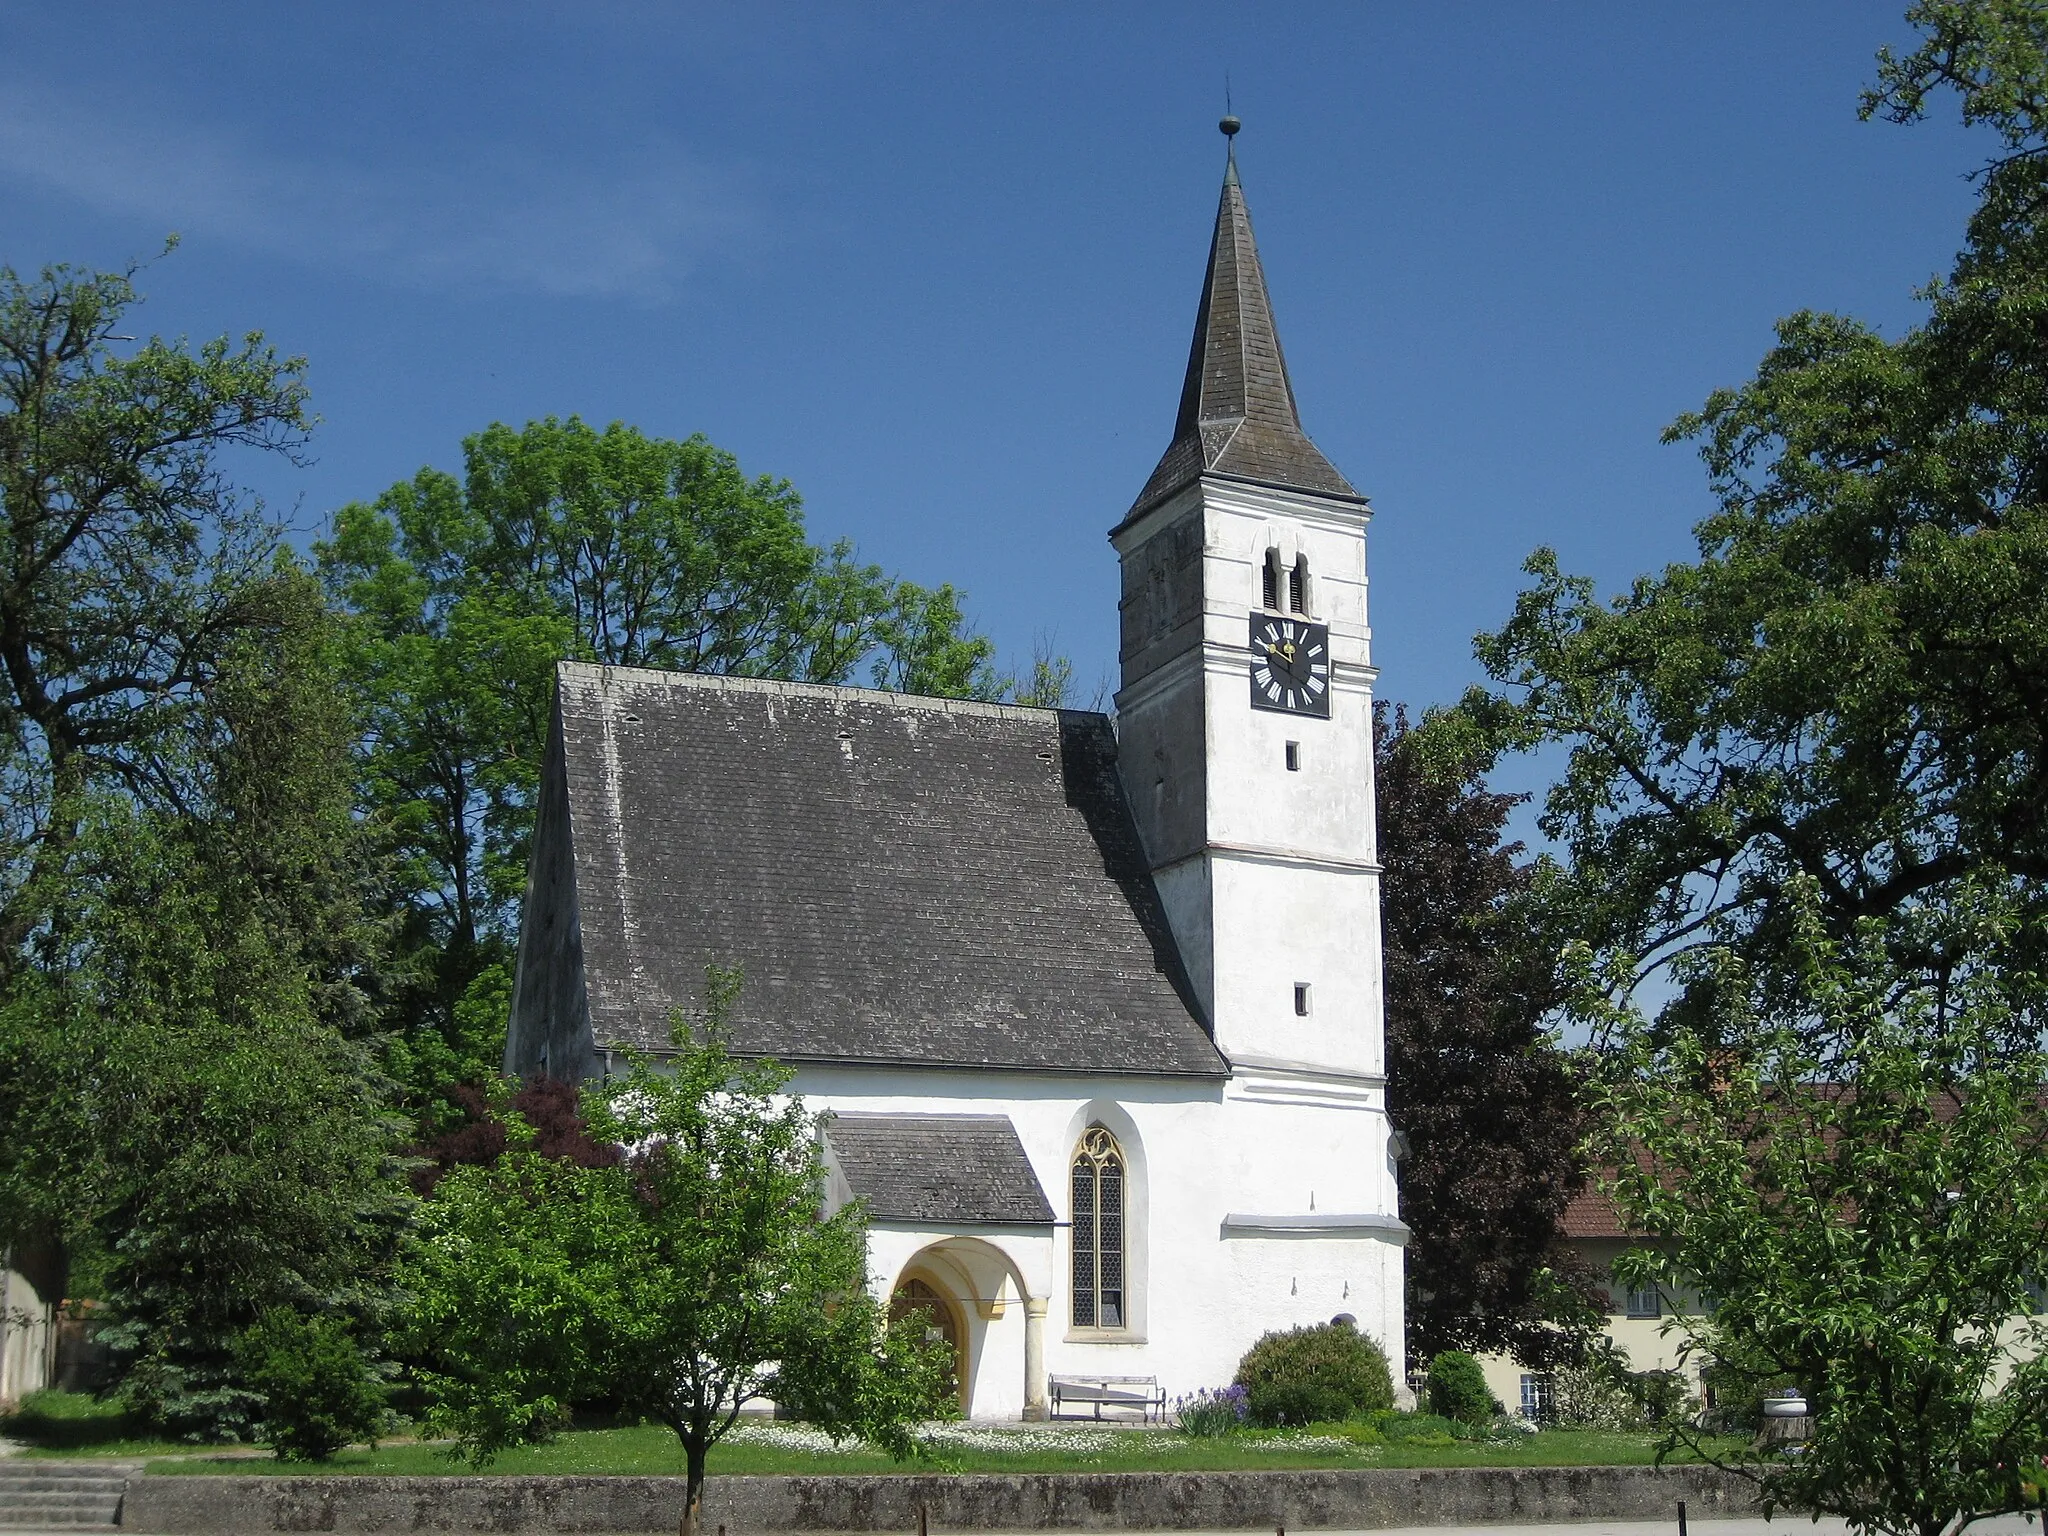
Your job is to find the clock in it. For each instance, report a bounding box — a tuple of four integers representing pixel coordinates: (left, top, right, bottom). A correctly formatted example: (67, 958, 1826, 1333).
(1249, 614, 1331, 717)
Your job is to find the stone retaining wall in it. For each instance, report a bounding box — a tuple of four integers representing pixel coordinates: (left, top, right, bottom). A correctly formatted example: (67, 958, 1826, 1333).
(124, 1465, 1760, 1533)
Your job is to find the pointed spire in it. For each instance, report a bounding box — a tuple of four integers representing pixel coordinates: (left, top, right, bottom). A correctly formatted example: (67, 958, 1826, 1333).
(1124, 120, 1357, 522)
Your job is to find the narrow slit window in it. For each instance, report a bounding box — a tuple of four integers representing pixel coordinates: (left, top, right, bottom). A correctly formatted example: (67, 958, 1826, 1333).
(1285, 741, 1301, 772)
(1294, 983, 1312, 1016)
(1288, 556, 1309, 615)
(1261, 548, 1282, 611)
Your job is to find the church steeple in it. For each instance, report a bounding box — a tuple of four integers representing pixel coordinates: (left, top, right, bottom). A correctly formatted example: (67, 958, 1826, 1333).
(1126, 119, 1357, 521)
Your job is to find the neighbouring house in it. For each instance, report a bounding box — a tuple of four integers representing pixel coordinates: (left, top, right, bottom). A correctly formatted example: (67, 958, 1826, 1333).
(1475, 1183, 1703, 1419)
(503, 122, 1408, 1420)
(0, 1241, 63, 1407)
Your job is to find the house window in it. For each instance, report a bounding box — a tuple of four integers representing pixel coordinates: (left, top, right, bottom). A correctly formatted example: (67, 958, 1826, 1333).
(1625, 1285, 1661, 1319)
(1288, 556, 1309, 615)
(1071, 1127, 1126, 1329)
(1519, 1372, 1552, 1422)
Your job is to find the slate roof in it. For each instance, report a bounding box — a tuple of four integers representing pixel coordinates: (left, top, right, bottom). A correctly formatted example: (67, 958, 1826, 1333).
(553, 662, 1223, 1078)
(824, 1113, 1055, 1225)
(1124, 149, 1360, 524)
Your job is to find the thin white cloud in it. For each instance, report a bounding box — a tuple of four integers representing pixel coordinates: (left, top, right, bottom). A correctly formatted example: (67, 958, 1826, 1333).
(0, 81, 754, 300)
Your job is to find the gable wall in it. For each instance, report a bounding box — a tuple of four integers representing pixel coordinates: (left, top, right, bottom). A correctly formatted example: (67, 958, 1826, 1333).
(506, 702, 595, 1080)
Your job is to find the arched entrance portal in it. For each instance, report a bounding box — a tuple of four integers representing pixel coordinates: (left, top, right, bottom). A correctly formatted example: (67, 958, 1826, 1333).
(889, 1238, 1048, 1421)
(890, 1273, 969, 1412)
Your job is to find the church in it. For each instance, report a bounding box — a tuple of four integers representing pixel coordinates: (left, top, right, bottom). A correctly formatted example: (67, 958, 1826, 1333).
(504, 120, 1407, 1422)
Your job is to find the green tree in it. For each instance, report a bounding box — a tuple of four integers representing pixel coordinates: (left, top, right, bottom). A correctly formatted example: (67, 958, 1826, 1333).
(402, 980, 951, 1535)
(0, 251, 353, 1273)
(1431, 9, 2048, 1530)
(318, 418, 999, 1114)
(1578, 885, 2048, 1536)
(234, 1308, 389, 1462)
(1441, 0, 2048, 1026)
(19, 581, 412, 1439)
(0, 250, 312, 969)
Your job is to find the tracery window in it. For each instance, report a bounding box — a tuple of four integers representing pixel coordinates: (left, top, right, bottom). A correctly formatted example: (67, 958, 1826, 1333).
(1071, 1127, 1127, 1329)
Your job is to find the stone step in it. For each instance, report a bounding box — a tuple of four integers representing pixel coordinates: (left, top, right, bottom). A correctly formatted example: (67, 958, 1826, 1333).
(0, 1478, 126, 1495)
(0, 1503, 125, 1528)
(0, 1465, 133, 1531)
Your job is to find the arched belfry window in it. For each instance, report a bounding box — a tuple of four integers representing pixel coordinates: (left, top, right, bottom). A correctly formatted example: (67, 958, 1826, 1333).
(1071, 1127, 1126, 1329)
(1289, 555, 1310, 616)
(1261, 548, 1283, 612)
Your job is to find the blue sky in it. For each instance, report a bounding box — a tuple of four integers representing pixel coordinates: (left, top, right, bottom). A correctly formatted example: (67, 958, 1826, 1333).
(2, 2, 1985, 757)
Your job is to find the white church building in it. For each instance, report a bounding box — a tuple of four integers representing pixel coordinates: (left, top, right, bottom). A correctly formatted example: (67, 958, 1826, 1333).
(504, 123, 1407, 1421)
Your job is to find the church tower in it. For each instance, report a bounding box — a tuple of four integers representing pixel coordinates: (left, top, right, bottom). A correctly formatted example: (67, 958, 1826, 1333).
(1113, 120, 1384, 1087)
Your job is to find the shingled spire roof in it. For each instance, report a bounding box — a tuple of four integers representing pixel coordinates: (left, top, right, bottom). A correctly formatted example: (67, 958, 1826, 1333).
(1125, 128, 1358, 522)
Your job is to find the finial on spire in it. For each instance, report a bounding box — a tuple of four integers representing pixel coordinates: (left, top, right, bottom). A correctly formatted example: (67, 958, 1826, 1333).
(1219, 114, 1241, 138)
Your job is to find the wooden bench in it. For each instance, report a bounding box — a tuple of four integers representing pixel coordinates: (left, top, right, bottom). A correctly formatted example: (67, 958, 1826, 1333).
(1048, 1374, 1167, 1423)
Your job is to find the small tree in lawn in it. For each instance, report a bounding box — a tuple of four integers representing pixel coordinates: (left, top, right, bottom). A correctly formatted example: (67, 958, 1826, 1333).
(1579, 883, 2048, 1536)
(404, 971, 951, 1536)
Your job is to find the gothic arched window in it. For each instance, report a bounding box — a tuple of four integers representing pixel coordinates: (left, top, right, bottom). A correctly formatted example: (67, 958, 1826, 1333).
(1071, 1127, 1126, 1329)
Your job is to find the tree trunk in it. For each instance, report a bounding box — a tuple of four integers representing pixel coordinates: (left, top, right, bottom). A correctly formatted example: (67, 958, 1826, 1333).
(678, 1439, 707, 1536)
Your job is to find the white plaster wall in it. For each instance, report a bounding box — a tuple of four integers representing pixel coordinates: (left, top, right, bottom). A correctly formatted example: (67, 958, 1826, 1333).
(799, 1064, 1404, 1420)
(1093, 474, 1402, 1413)
(1209, 858, 1381, 1077)
(1195, 485, 1376, 868)
(1111, 479, 1386, 1085)
(0, 1266, 56, 1406)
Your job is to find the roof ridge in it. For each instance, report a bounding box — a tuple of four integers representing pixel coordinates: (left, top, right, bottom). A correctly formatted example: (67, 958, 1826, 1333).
(556, 659, 1095, 726)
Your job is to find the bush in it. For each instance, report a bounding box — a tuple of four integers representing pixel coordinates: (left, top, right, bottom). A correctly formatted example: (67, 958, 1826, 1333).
(1232, 1321, 1394, 1427)
(1545, 1362, 1645, 1430)
(1424, 1350, 1497, 1425)
(1625, 1368, 1695, 1429)
(1173, 1383, 1249, 1436)
(234, 1310, 387, 1461)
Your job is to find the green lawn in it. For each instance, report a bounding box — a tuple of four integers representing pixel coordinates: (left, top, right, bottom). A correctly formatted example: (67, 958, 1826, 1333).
(4, 1390, 1739, 1475)
(0, 1390, 194, 1461)
(138, 1421, 1734, 1477)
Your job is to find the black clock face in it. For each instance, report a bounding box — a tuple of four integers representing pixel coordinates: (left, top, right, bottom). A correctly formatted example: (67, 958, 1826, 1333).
(1249, 615, 1332, 716)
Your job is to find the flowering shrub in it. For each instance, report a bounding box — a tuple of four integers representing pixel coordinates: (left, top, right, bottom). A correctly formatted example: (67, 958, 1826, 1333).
(1174, 1384, 1249, 1436)
(1233, 1322, 1395, 1427)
